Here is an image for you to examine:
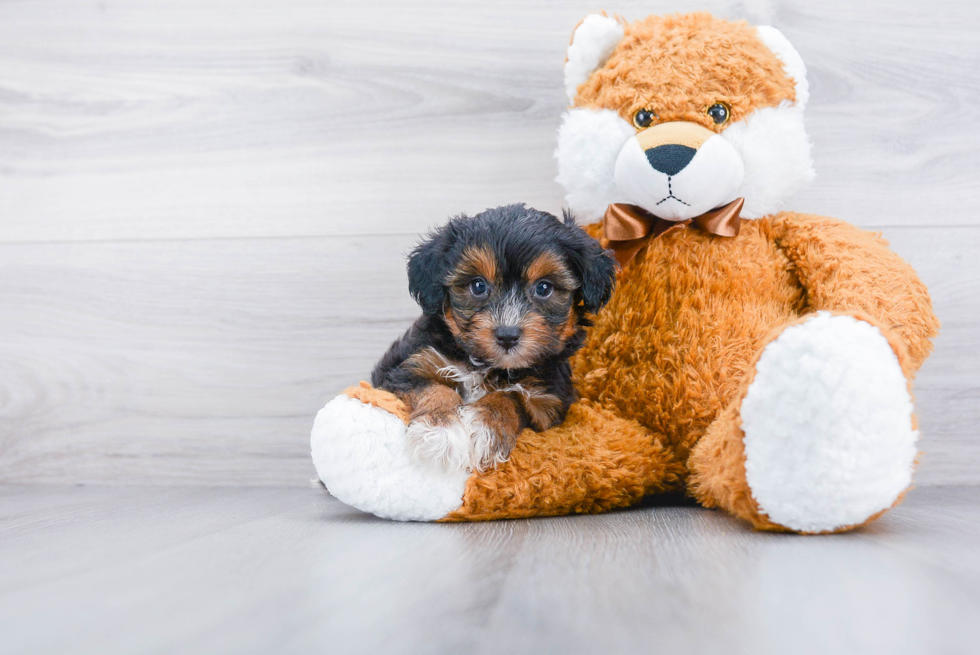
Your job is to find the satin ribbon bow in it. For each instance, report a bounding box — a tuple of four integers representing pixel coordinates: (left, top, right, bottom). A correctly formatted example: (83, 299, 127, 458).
(601, 197, 745, 267)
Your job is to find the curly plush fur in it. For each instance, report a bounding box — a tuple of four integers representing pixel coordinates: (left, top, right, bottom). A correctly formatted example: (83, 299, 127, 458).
(312, 12, 940, 532)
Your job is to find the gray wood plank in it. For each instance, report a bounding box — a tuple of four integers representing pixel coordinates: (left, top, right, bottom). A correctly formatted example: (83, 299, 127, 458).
(0, 227, 976, 486)
(0, 485, 307, 595)
(0, 234, 419, 485)
(0, 484, 978, 655)
(1, 0, 978, 244)
(0, 0, 977, 486)
(885, 227, 980, 485)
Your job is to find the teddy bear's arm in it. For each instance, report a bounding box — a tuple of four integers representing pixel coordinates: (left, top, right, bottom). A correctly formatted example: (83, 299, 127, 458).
(312, 386, 688, 521)
(770, 212, 940, 371)
(442, 401, 687, 521)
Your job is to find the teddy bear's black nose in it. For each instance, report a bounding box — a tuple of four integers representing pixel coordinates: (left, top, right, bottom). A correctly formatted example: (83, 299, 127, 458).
(494, 326, 522, 351)
(645, 144, 697, 176)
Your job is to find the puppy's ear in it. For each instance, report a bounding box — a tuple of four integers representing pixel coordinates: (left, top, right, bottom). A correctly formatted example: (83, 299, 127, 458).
(579, 242, 617, 313)
(407, 222, 456, 315)
(562, 210, 617, 313)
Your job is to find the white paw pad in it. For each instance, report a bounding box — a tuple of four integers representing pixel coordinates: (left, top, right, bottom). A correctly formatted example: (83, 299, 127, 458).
(741, 313, 918, 532)
(310, 395, 468, 521)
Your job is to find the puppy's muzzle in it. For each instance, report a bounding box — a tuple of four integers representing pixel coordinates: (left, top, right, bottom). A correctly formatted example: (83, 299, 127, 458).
(494, 326, 521, 351)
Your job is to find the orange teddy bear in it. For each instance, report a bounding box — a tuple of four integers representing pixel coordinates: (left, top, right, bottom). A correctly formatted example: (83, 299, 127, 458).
(311, 12, 939, 534)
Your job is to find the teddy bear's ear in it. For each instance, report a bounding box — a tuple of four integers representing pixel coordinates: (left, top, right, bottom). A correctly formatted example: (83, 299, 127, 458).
(756, 26, 810, 109)
(564, 14, 624, 105)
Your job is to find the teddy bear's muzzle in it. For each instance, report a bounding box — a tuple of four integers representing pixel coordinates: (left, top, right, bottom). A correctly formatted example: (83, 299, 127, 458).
(614, 121, 744, 222)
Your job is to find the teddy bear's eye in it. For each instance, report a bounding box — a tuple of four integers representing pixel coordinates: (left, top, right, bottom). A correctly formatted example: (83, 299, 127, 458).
(633, 109, 657, 129)
(707, 102, 731, 125)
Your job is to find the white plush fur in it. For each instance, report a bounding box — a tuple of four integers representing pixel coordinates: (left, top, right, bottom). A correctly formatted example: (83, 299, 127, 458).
(555, 108, 635, 222)
(564, 14, 624, 104)
(311, 395, 468, 521)
(614, 133, 745, 221)
(756, 26, 810, 109)
(556, 102, 813, 222)
(556, 22, 815, 222)
(740, 313, 918, 533)
(720, 103, 814, 219)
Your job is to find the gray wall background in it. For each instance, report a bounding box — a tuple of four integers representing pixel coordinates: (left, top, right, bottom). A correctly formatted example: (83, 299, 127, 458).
(1, 0, 977, 486)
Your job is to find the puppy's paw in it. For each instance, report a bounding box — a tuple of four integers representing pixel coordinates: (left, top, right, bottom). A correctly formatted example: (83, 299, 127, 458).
(406, 414, 473, 473)
(460, 404, 518, 472)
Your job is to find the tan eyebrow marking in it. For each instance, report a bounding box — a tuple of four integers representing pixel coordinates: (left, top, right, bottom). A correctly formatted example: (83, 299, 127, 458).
(525, 251, 577, 288)
(449, 245, 499, 285)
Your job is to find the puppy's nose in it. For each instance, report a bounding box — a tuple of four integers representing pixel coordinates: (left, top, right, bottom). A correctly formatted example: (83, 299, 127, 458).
(494, 326, 522, 351)
(644, 144, 697, 176)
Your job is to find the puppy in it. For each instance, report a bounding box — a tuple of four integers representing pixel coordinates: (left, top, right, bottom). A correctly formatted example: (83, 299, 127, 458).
(372, 203, 617, 472)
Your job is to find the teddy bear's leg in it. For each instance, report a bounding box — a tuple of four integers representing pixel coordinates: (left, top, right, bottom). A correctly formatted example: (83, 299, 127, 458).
(312, 384, 686, 521)
(687, 311, 919, 534)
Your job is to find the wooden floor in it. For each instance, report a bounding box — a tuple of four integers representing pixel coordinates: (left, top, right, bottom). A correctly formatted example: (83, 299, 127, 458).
(1, 0, 979, 487)
(1, 484, 978, 655)
(2, 1, 979, 652)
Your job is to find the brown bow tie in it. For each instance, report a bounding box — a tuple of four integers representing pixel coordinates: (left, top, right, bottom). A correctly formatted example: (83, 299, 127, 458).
(601, 197, 744, 267)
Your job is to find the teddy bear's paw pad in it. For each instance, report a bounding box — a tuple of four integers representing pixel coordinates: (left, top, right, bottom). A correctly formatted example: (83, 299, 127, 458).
(311, 394, 469, 521)
(740, 312, 918, 533)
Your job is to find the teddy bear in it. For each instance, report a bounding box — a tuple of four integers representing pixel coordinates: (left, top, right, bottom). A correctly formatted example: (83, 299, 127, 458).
(311, 11, 939, 534)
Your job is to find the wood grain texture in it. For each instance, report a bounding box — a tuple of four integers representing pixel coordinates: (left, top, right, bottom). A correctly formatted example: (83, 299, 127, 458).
(1, 0, 978, 243)
(0, 0, 978, 486)
(1, 484, 979, 655)
(0, 227, 976, 486)
(0, 235, 419, 485)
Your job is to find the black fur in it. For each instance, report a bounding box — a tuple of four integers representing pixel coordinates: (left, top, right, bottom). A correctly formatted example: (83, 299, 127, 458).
(561, 208, 618, 313)
(405, 204, 616, 317)
(372, 203, 616, 430)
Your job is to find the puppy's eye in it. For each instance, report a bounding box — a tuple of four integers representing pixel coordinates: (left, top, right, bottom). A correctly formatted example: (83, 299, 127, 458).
(633, 109, 656, 129)
(707, 102, 731, 125)
(469, 278, 488, 297)
(533, 281, 553, 299)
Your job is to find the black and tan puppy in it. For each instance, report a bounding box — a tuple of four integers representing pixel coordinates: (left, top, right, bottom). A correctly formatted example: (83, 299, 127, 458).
(372, 204, 617, 472)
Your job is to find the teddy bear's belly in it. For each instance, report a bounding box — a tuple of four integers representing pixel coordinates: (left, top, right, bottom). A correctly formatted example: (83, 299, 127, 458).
(572, 219, 806, 468)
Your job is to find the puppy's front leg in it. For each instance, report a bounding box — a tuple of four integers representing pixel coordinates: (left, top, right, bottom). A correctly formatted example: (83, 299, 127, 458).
(404, 383, 470, 471)
(462, 388, 564, 471)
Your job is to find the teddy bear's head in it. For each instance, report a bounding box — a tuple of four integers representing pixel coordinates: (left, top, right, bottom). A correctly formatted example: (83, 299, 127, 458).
(556, 12, 814, 223)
